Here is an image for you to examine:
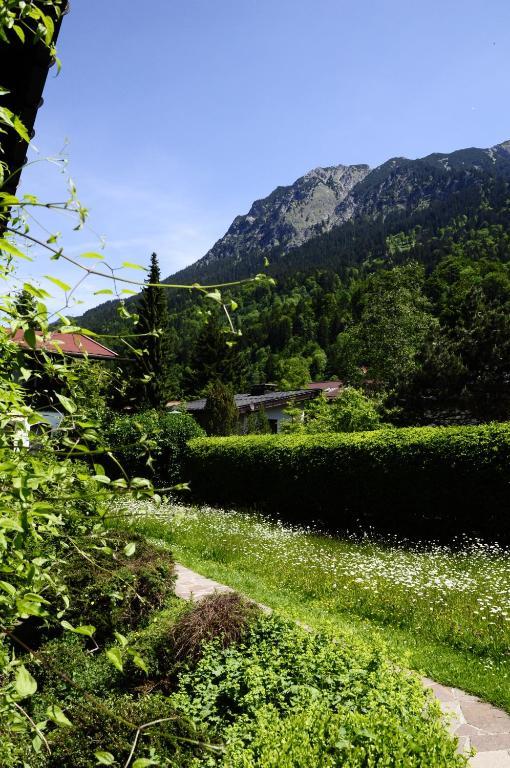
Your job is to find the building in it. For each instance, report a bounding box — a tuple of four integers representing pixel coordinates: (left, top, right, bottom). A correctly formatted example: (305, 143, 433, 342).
(8, 329, 118, 360)
(180, 385, 319, 433)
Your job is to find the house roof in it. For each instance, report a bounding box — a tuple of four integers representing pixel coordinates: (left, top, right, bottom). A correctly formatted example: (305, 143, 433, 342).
(8, 329, 118, 359)
(306, 381, 344, 399)
(184, 389, 318, 415)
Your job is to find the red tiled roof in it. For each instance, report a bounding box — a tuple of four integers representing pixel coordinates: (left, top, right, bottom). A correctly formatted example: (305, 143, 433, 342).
(8, 329, 118, 359)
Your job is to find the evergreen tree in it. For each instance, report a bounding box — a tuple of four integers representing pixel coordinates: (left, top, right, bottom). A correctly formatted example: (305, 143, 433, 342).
(202, 380, 238, 435)
(131, 253, 175, 408)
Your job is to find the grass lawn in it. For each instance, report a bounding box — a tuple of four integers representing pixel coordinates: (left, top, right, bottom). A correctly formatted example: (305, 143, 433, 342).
(113, 499, 510, 713)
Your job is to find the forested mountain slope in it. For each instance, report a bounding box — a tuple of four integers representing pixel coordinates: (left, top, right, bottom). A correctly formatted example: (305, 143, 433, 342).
(79, 139, 510, 422)
(167, 139, 510, 284)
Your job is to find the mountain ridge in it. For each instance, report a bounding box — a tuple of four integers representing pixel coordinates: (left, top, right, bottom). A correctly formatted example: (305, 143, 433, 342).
(78, 138, 510, 330)
(166, 138, 510, 285)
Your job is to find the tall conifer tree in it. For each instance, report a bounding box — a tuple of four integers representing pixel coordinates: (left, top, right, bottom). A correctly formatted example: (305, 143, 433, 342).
(132, 253, 174, 408)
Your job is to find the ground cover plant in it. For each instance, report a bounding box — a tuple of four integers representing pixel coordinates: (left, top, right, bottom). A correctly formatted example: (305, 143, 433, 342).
(185, 425, 510, 539)
(122, 500, 510, 713)
(19, 584, 467, 767)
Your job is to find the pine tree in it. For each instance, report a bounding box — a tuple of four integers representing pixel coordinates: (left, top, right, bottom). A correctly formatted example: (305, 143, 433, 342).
(202, 380, 238, 435)
(131, 253, 175, 408)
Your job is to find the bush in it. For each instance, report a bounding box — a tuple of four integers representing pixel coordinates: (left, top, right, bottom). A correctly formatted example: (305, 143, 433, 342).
(186, 423, 510, 538)
(59, 531, 176, 641)
(171, 592, 260, 662)
(173, 614, 467, 767)
(103, 410, 205, 487)
(45, 693, 209, 768)
(304, 388, 383, 433)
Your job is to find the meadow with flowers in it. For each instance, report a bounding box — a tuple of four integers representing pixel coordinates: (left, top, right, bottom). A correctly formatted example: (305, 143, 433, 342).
(116, 499, 510, 713)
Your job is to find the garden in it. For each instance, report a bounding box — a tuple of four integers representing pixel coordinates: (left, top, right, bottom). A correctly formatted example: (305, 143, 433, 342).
(1, 2, 510, 766)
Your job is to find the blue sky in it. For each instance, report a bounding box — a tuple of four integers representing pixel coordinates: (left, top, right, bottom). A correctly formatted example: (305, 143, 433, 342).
(16, 0, 510, 311)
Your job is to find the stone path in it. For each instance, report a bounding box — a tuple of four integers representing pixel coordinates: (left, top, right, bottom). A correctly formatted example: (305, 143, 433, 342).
(174, 562, 510, 767)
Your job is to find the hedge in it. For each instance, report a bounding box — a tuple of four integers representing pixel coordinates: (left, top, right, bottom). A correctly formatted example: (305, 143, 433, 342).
(185, 423, 510, 538)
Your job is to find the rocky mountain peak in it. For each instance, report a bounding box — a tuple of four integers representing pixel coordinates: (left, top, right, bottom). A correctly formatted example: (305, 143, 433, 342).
(184, 163, 371, 276)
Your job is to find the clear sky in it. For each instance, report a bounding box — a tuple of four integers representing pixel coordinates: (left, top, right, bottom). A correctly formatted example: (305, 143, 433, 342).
(16, 0, 510, 312)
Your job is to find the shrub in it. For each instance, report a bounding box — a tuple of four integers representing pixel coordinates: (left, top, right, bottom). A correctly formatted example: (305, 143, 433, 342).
(32, 634, 120, 705)
(173, 614, 467, 766)
(223, 699, 465, 767)
(59, 531, 176, 641)
(171, 592, 260, 662)
(45, 693, 210, 768)
(186, 423, 510, 538)
(304, 388, 383, 433)
(103, 409, 205, 487)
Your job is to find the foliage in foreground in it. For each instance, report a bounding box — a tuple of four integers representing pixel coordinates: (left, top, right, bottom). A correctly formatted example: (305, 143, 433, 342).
(18, 592, 466, 767)
(174, 614, 467, 767)
(186, 423, 510, 538)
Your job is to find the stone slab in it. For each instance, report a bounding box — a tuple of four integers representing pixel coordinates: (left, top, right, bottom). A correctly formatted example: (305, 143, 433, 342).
(470, 751, 510, 767)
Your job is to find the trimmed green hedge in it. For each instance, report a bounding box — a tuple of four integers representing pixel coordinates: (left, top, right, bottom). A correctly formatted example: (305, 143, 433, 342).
(186, 424, 510, 537)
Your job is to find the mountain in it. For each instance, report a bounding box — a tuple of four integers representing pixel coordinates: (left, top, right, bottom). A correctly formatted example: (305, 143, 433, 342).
(78, 138, 510, 329)
(171, 163, 370, 283)
(166, 139, 510, 285)
(79, 137, 510, 422)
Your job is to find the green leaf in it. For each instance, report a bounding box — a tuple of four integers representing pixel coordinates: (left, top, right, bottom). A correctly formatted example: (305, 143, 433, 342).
(46, 704, 73, 728)
(132, 759, 159, 768)
(230, 300, 238, 311)
(0, 193, 19, 205)
(23, 328, 37, 349)
(0, 580, 16, 595)
(122, 261, 146, 270)
(12, 25, 25, 43)
(204, 289, 222, 303)
(132, 654, 148, 674)
(42, 13, 55, 45)
(113, 631, 128, 648)
(123, 542, 136, 557)
(15, 665, 37, 698)
(0, 517, 24, 532)
(60, 620, 96, 638)
(94, 289, 114, 296)
(19, 367, 32, 381)
(106, 647, 123, 672)
(92, 474, 111, 485)
(55, 393, 77, 414)
(94, 752, 116, 766)
(44, 275, 71, 292)
(11, 114, 30, 143)
(0, 237, 31, 260)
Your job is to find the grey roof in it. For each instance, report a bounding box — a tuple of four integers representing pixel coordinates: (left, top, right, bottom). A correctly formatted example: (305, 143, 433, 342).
(185, 389, 317, 414)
